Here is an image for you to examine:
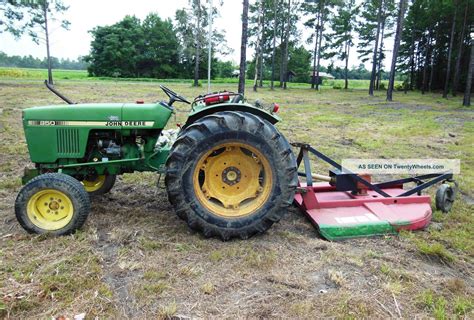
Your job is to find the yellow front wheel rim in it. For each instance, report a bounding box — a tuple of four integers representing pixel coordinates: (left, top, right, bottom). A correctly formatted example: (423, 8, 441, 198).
(193, 142, 273, 218)
(27, 189, 74, 230)
(82, 175, 106, 192)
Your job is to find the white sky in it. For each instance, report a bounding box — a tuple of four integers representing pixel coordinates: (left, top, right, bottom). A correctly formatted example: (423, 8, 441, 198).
(0, 0, 392, 69)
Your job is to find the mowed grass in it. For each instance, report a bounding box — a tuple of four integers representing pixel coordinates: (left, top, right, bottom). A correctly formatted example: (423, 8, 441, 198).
(0, 79, 472, 318)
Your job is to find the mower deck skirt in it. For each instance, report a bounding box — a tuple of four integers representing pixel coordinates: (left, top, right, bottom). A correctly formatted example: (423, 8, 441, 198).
(294, 182, 432, 241)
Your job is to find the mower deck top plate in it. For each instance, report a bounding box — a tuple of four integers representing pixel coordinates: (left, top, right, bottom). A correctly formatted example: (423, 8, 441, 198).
(295, 182, 432, 241)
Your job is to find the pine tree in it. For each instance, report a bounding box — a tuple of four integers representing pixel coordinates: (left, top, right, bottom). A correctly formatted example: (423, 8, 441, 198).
(443, 2, 458, 98)
(387, 0, 408, 101)
(5, 0, 70, 84)
(325, 0, 359, 89)
(302, 0, 337, 90)
(175, 1, 230, 84)
(463, 25, 473, 106)
(238, 0, 249, 94)
(452, 1, 469, 96)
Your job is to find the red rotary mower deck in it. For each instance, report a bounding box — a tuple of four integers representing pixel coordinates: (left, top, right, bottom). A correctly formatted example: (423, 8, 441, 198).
(292, 143, 456, 241)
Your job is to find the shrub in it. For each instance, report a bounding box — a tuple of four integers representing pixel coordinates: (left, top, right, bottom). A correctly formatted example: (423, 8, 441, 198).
(395, 83, 404, 91)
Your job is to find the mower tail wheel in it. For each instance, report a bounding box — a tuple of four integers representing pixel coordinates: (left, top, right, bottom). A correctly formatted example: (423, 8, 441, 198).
(166, 111, 298, 240)
(81, 174, 116, 195)
(15, 173, 91, 235)
(435, 183, 456, 213)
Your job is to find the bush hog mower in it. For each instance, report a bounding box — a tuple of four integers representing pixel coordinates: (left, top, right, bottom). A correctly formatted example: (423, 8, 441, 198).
(15, 82, 457, 240)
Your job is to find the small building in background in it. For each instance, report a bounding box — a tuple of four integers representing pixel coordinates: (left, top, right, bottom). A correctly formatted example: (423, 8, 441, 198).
(309, 71, 335, 84)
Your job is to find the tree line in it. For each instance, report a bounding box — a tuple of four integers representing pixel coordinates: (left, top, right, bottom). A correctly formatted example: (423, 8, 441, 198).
(1, 0, 473, 105)
(0, 51, 87, 69)
(238, 0, 472, 104)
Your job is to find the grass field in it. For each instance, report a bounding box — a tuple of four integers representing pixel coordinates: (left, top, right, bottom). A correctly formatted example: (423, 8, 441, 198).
(0, 79, 472, 318)
(0, 67, 395, 89)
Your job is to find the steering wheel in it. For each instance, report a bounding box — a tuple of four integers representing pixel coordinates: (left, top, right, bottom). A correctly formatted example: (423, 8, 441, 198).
(160, 85, 191, 106)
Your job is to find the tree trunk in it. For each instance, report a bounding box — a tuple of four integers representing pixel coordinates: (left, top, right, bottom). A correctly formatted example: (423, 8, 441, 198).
(279, 18, 285, 87)
(238, 0, 249, 94)
(253, 1, 261, 92)
(253, 55, 259, 92)
(376, 16, 385, 90)
(315, 1, 325, 91)
(193, 0, 201, 87)
(259, 7, 265, 88)
(283, 0, 291, 90)
(463, 27, 473, 106)
(387, 0, 407, 101)
(270, 0, 277, 90)
(409, 31, 415, 90)
(421, 36, 431, 94)
(344, 38, 349, 89)
(311, 11, 320, 89)
(428, 48, 435, 91)
(452, 2, 468, 96)
(443, 6, 457, 98)
(369, 0, 383, 96)
(43, 2, 53, 85)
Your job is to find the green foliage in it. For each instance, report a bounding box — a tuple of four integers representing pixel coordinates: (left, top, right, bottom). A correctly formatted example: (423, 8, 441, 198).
(248, 44, 311, 82)
(23, 0, 70, 44)
(174, 0, 230, 82)
(0, 0, 26, 38)
(288, 45, 312, 83)
(0, 51, 86, 70)
(398, 0, 473, 91)
(324, 0, 359, 88)
(86, 13, 208, 79)
(325, 0, 358, 63)
(213, 60, 235, 78)
(357, 0, 395, 63)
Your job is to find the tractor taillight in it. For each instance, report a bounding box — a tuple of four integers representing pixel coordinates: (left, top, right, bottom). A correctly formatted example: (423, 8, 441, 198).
(204, 93, 230, 106)
(273, 103, 280, 113)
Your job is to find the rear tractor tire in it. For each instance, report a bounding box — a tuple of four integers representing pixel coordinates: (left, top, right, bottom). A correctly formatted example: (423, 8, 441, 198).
(81, 174, 116, 196)
(15, 173, 91, 235)
(165, 111, 298, 240)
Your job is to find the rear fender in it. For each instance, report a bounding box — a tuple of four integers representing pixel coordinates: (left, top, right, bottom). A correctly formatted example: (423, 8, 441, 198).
(184, 103, 280, 128)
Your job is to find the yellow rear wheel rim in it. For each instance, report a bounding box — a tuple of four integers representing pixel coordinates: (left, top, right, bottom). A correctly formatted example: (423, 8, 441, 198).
(27, 189, 74, 230)
(82, 175, 106, 192)
(193, 142, 273, 218)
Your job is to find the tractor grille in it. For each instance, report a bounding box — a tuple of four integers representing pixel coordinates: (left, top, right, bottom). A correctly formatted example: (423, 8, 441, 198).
(56, 128, 80, 156)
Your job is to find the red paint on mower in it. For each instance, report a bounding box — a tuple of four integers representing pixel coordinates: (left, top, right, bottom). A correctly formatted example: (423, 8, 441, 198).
(294, 182, 432, 240)
(291, 143, 454, 241)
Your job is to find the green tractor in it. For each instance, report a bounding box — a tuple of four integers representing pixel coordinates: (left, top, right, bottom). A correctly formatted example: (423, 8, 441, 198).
(15, 83, 297, 240)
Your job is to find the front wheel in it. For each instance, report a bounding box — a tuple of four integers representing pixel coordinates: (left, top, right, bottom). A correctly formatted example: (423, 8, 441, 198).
(165, 111, 297, 240)
(15, 173, 91, 235)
